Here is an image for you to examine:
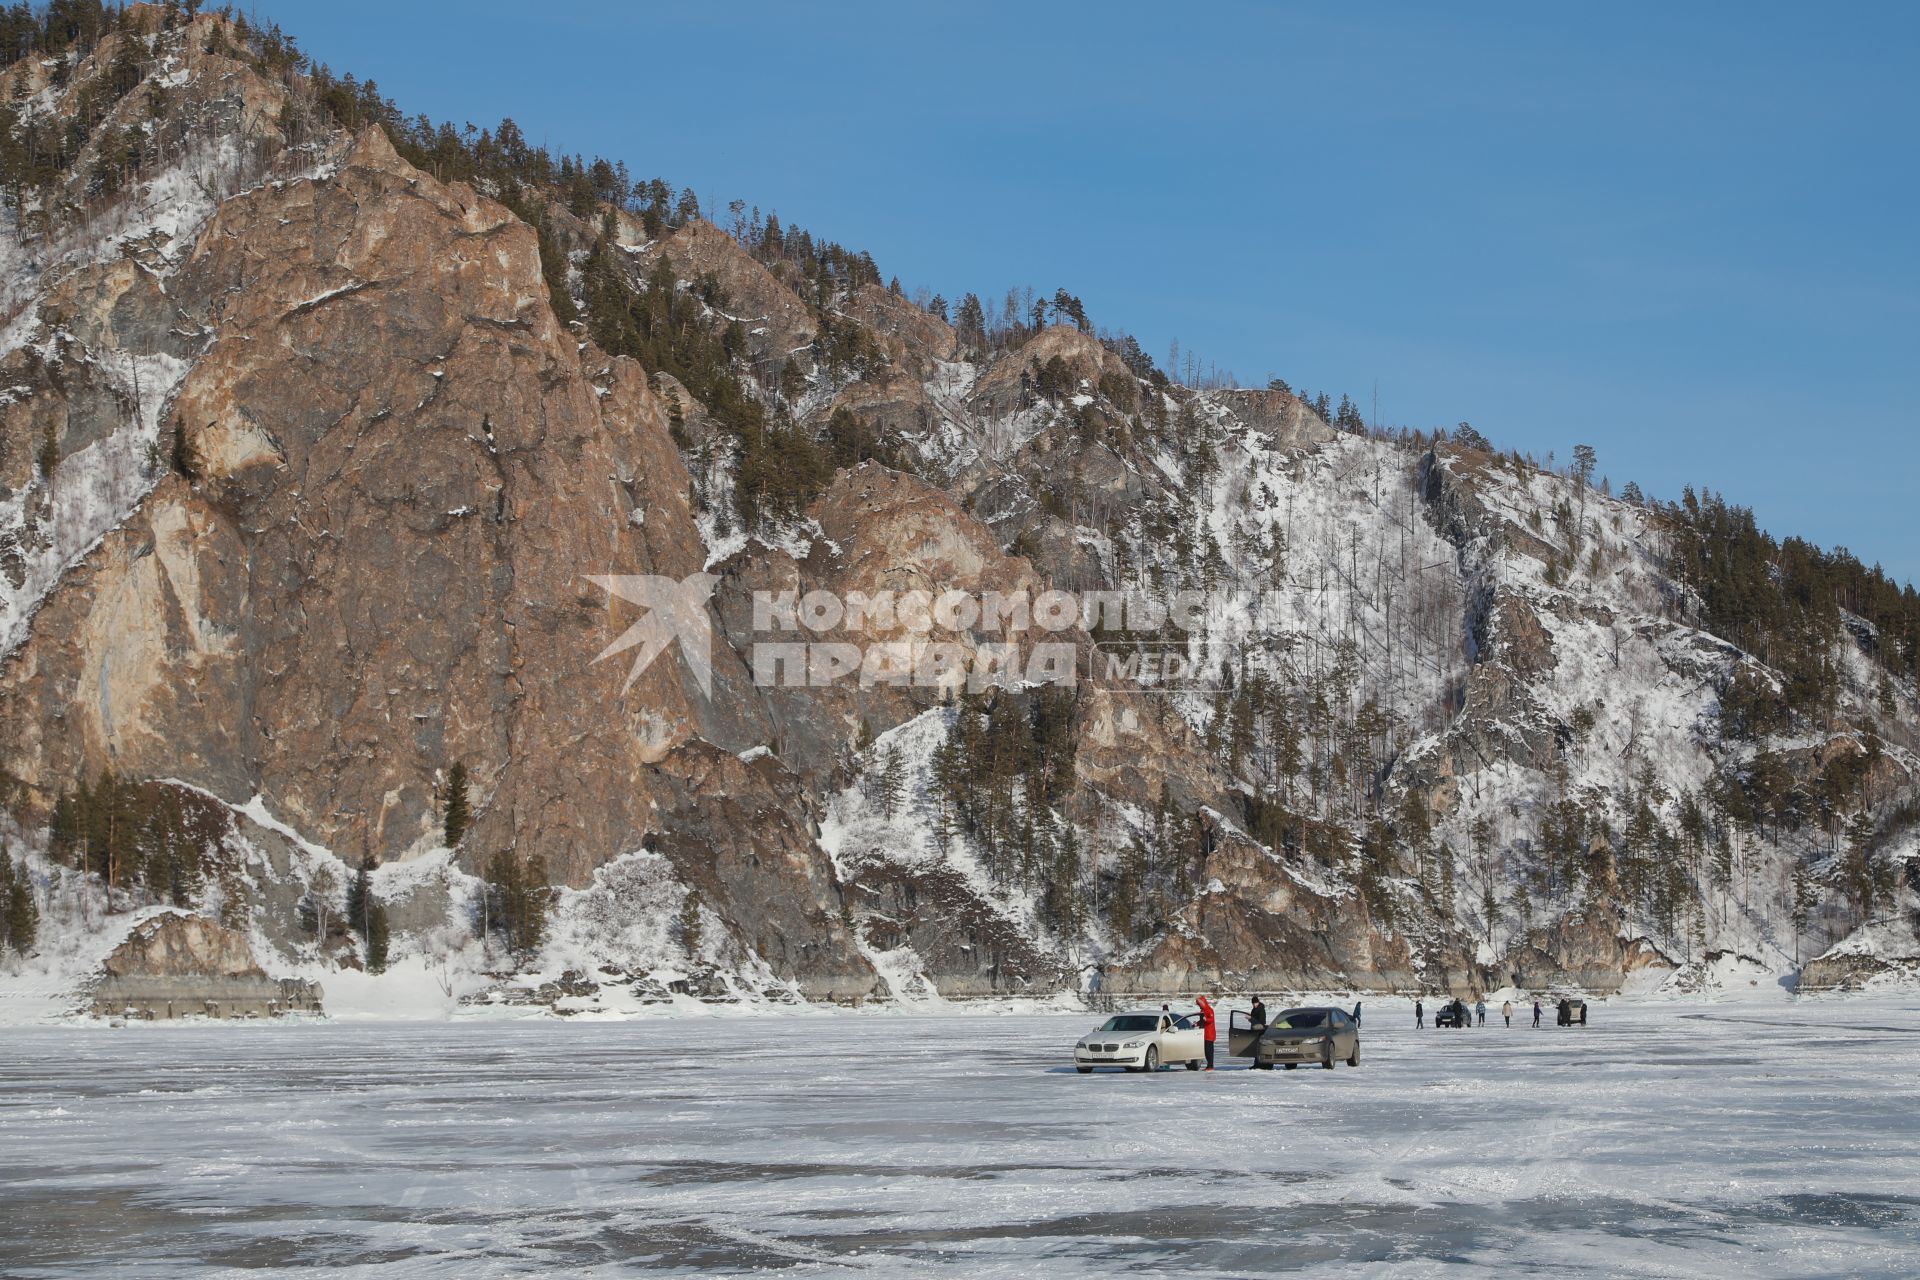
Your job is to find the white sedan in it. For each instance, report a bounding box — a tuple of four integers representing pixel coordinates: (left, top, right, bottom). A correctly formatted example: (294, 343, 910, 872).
(1073, 1010, 1205, 1073)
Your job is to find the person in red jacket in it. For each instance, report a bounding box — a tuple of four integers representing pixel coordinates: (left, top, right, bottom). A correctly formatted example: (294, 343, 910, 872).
(1195, 994, 1218, 1070)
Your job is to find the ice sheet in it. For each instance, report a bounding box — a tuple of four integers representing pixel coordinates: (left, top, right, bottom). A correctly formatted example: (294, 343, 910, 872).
(3, 998, 1917, 1276)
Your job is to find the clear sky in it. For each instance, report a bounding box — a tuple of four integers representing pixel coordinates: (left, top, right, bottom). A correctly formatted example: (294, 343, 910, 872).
(244, 1, 1919, 586)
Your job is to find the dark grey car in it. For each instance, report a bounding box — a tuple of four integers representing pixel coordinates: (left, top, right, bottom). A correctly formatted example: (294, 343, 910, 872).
(1229, 1006, 1361, 1070)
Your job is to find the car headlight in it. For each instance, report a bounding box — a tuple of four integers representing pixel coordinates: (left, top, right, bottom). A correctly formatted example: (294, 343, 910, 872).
(1123, 1039, 1147, 1048)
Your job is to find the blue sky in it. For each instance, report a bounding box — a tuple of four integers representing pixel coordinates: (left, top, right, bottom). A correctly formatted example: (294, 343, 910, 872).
(248, 1, 1919, 585)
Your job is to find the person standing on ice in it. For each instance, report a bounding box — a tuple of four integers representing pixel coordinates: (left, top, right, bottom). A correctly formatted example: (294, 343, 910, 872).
(1350, 1001, 1362, 1028)
(1195, 994, 1218, 1071)
(1533, 1000, 1542, 1028)
(1502, 1000, 1513, 1028)
(1475, 998, 1486, 1027)
(1415, 998, 1425, 1028)
(1248, 995, 1267, 1032)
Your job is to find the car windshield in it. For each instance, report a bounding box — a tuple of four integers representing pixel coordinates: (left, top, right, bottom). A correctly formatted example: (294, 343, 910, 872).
(1269, 1010, 1328, 1030)
(1101, 1015, 1159, 1033)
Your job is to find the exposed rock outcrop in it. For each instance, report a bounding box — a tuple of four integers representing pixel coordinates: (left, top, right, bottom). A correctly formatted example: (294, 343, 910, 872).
(92, 912, 322, 1019)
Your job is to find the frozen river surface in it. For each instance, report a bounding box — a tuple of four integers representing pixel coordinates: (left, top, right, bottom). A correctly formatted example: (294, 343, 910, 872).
(3, 1000, 1919, 1277)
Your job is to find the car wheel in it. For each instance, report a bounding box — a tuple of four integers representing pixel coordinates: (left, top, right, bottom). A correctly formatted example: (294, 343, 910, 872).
(1322, 1046, 1335, 1070)
(1348, 1042, 1361, 1067)
(1283, 1062, 1296, 1070)
(1143, 1046, 1159, 1073)
(1077, 1066, 1092, 1074)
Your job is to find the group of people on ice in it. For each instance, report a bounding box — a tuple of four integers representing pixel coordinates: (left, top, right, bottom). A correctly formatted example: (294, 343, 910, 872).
(1413, 996, 1543, 1027)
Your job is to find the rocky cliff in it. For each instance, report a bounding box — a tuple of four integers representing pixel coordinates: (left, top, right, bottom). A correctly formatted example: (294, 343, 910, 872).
(1, 8, 1915, 1011)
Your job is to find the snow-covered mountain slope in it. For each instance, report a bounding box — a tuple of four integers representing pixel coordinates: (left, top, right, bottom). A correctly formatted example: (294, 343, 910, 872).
(0, 5, 1914, 1017)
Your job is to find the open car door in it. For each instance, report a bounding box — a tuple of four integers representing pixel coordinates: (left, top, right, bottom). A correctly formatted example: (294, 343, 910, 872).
(1330, 1009, 1358, 1059)
(1163, 1014, 1204, 1064)
(1227, 1009, 1263, 1058)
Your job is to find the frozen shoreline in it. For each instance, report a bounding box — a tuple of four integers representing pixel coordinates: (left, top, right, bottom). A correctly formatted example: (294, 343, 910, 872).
(2, 967, 1910, 1031)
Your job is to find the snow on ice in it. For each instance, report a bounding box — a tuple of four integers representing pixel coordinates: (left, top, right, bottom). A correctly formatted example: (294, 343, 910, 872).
(2, 999, 1917, 1276)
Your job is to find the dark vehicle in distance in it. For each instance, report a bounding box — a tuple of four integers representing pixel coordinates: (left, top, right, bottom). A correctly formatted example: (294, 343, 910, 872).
(1228, 1006, 1360, 1070)
(1433, 998, 1472, 1028)
(1556, 998, 1589, 1026)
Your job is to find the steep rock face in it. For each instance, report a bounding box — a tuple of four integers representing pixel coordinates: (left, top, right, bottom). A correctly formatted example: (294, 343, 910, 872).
(102, 912, 263, 979)
(1, 124, 877, 997)
(853, 859, 1070, 997)
(1206, 388, 1339, 454)
(0, 482, 251, 794)
(713, 464, 1043, 775)
(841, 284, 958, 371)
(777, 467, 1301, 996)
(1130, 870, 1415, 994)
(1802, 945, 1920, 991)
(0, 11, 303, 655)
(970, 325, 1119, 411)
(1506, 910, 1675, 994)
(642, 219, 817, 377)
(11, 126, 684, 862)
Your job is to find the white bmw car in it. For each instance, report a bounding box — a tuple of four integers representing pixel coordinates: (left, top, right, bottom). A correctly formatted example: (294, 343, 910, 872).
(1073, 1010, 1205, 1073)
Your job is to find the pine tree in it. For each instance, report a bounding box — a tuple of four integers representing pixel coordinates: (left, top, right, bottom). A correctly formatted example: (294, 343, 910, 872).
(347, 855, 387, 970)
(1276, 708, 1303, 800)
(49, 790, 82, 867)
(485, 850, 553, 959)
(517, 853, 553, 957)
(955, 292, 986, 348)
(443, 762, 471, 849)
(1570, 444, 1597, 489)
(1046, 818, 1082, 937)
(1, 854, 36, 954)
(365, 899, 390, 973)
(1710, 829, 1733, 908)
(929, 722, 964, 853)
(678, 887, 704, 958)
(1685, 892, 1707, 964)
(1843, 810, 1877, 924)
(1049, 288, 1088, 330)
(1511, 879, 1534, 938)
(1789, 860, 1813, 966)
(346, 856, 370, 934)
(867, 744, 906, 819)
